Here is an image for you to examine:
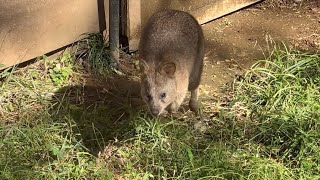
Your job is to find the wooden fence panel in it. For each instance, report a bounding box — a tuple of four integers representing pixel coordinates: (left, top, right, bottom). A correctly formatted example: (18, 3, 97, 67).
(0, 0, 109, 69)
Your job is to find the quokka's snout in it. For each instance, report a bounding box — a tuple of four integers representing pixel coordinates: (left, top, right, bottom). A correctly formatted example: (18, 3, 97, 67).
(139, 10, 204, 116)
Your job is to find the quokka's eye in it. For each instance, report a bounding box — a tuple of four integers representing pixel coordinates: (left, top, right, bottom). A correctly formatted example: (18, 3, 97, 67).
(160, 93, 166, 99)
(146, 94, 152, 101)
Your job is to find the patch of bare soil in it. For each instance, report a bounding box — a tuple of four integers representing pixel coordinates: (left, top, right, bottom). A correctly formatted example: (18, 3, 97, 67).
(200, 1, 320, 99)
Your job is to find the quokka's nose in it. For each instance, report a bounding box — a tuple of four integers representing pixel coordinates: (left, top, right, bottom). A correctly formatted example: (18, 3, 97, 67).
(150, 108, 160, 116)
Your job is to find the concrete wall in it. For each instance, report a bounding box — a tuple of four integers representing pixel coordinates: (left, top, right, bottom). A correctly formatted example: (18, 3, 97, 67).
(127, 0, 261, 51)
(140, 0, 208, 26)
(140, 0, 261, 25)
(128, 0, 211, 51)
(0, 0, 108, 68)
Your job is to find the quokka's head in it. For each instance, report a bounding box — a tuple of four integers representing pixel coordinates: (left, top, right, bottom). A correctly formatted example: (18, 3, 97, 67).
(139, 60, 177, 116)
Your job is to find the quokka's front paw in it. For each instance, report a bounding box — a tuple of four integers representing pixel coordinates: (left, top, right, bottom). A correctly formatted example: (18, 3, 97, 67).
(167, 102, 180, 114)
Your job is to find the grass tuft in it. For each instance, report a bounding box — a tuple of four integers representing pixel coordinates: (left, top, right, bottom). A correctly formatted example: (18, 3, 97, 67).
(0, 113, 111, 179)
(100, 118, 245, 179)
(76, 33, 114, 76)
(230, 48, 320, 178)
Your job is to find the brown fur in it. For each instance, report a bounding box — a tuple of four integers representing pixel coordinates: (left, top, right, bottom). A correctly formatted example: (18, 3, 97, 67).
(139, 10, 204, 116)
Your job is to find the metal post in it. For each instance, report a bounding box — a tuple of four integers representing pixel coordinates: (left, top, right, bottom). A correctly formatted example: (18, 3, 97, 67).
(109, 0, 120, 68)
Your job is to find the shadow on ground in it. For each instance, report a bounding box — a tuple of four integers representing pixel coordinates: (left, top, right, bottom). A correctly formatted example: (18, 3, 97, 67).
(50, 75, 145, 155)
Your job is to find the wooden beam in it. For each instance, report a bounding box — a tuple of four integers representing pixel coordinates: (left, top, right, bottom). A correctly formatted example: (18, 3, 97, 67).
(127, 0, 141, 51)
(190, 0, 263, 24)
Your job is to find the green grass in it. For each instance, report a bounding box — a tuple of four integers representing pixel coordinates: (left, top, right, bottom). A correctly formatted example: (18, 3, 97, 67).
(0, 117, 111, 179)
(0, 45, 319, 179)
(231, 48, 320, 178)
(76, 33, 114, 77)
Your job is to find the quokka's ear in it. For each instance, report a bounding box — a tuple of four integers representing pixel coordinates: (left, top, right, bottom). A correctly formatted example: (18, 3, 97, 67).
(159, 62, 176, 77)
(139, 59, 149, 73)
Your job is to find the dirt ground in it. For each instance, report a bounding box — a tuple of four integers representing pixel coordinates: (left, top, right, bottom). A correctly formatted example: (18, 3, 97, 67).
(200, 0, 320, 98)
(80, 1, 320, 118)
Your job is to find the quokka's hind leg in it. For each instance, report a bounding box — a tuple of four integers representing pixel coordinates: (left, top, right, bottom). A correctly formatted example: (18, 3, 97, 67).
(189, 88, 200, 114)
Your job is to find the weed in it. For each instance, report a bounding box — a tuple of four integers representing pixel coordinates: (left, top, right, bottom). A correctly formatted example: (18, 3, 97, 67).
(76, 33, 114, 76)
(0, 65, 16, 81)
(46, 52, 75, 86)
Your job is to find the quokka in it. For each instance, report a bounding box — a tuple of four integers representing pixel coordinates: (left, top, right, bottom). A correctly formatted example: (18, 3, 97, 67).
(139, 9, 204, 116)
